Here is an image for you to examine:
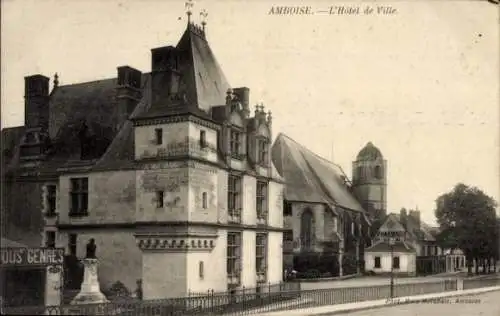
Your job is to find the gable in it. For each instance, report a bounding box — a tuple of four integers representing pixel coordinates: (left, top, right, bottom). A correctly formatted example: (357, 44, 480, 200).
(378, 214, 406, 233)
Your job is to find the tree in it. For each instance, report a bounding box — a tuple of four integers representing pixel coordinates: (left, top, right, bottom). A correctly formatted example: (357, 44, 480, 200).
(434, 183, 498, 275)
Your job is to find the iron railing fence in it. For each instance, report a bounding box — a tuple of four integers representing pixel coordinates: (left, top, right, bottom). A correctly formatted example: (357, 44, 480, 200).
(188, 281, 300, 297)
(258, 279, 459, 312)
(3, 278, 499, 316)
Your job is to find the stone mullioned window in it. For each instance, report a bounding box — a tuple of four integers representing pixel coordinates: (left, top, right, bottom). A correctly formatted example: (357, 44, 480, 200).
(256, 233, 267, 283)
(227, 232, 241, 285)
(227, 175, 242, 223)
(69, 178, 89, 217)
(256, 181, 268, 224)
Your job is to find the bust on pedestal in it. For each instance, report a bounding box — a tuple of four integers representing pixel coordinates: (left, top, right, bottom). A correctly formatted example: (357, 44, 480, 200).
(71, 239, 109, 305)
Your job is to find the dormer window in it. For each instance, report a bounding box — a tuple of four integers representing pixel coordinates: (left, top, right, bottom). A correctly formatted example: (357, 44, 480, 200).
(155, 128, 163, 145)
(230, 130, 242, 156)
(200, 130, 206, 148)
(257, 137, 268, 165)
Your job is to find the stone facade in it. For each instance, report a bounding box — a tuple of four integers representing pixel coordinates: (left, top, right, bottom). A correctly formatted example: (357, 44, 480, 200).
(275, 137, 383, 276)
(2, 21, 284, 301)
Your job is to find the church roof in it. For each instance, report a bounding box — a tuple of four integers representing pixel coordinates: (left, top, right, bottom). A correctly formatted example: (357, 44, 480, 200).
(356, 142, 383, 161)
(271, 133, 365, 213)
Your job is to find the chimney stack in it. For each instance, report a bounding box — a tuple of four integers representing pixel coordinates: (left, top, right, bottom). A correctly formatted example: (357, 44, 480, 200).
(116, 66, 142, 124)
(409, 210, 421, 229)
(24, 74, 50, 129)
(151, 46, 183, 108)
(233, 87, 250, 118)
(233, 87, 249, 108)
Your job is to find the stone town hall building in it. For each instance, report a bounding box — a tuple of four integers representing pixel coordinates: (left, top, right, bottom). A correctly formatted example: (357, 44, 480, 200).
(1, 21, 284, 299)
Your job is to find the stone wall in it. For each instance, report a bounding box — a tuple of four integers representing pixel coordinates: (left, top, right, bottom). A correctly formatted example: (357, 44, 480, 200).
(58, 170, 136, 225)
(2, 179, 44, 246)
(136, 164, 188, 222)
(57, 230, 142, 291)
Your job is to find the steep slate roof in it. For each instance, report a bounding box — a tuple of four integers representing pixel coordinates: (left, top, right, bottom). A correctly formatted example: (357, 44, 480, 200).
(2, 76, 132, 176)
(3, 23, 233, 176)
(365, 240, 416, 253)
(271, 133, 365, 214)
(184, 25, 231, 110)
(137, 23, 231, 121)
(93, 74, 152, 171)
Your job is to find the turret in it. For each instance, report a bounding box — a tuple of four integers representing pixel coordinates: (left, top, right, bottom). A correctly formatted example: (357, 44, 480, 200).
(351, 142, 387, 220)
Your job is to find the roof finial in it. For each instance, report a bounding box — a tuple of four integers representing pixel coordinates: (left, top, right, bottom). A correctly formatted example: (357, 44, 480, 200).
(200, 9, 208, 31)
(54, 73, 59, 87)
(185, 0, 194, 24)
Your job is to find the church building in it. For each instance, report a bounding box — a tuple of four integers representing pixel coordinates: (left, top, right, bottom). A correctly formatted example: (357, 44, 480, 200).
(1, 17, 284, 300)
(271, 136, 387, 276)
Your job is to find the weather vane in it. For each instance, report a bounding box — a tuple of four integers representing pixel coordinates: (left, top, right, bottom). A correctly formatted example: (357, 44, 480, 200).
(185, 0, 194, 23)
(200, 9, 208, 30)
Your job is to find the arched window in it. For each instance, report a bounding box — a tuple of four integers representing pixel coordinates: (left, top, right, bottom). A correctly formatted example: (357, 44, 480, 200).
(374, 165, 382, 179)
(300, 209, 314, 249)
(324, 210, 336, 239)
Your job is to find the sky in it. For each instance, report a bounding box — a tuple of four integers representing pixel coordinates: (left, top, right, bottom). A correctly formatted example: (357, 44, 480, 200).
(1, 0, 499, 225)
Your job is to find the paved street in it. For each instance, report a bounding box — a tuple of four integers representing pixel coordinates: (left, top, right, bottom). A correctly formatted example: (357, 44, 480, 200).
(299, 272, 499, 290)
(300, 275, 458, 290)
(323, 290, 500, 316)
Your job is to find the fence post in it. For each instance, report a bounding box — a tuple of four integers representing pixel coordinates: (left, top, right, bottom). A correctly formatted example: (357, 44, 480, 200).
(457, 278, 463, 291)
(209, 289, 214, 312)
(242, 286, 246, 308)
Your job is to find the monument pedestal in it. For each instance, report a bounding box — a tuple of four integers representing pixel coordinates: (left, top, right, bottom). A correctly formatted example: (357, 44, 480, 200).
(71, 259, 108, 305)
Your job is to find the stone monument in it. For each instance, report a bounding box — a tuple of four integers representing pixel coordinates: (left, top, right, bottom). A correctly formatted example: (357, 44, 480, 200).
(71, 239, 109, 304)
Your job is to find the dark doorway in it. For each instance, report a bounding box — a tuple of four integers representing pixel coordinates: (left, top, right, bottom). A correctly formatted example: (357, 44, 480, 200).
(0, 267, 45, 307)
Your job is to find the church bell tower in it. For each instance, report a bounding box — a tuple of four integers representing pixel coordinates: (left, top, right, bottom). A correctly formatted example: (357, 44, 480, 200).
(351, 142, 387, 221)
